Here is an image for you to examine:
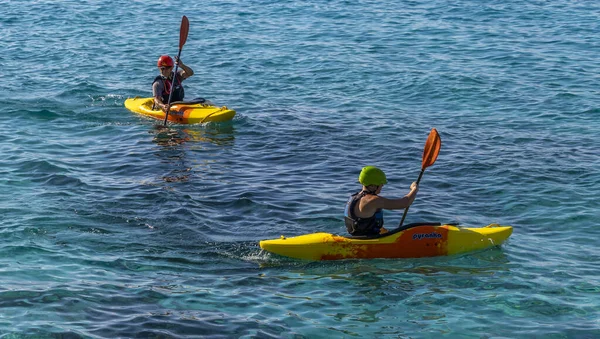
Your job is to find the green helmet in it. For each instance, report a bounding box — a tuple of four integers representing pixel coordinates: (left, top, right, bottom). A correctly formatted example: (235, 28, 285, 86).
(358, 166, 387, 186)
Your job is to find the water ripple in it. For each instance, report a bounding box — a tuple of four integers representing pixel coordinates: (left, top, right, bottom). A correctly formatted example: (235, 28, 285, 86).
(1, 0, 599, 336)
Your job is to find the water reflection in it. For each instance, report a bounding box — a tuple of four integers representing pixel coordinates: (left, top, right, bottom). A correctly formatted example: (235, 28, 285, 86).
(254, 247, 511, 276)
(150, 123, 236, 183)
(182, 124, 235, 147)
(153, 127, 190, 146)
(152, 123, 235, 147)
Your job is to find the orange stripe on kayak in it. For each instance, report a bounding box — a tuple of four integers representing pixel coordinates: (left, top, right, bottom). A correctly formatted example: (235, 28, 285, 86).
(319, 226, 450, 260)
(164, 105, 191, 124)
(182, 108, 193, 123)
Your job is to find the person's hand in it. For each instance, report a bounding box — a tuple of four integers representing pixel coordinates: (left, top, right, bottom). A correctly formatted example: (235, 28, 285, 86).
(174, 56, 182, 66)
(410, 182, 418, 191)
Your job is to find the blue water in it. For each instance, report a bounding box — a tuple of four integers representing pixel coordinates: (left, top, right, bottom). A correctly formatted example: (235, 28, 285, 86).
(2, 0, 599, 337)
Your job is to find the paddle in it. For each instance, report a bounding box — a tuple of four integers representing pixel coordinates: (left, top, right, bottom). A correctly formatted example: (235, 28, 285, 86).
(161, 15, 190, 127)
(398, 128, 442, 227)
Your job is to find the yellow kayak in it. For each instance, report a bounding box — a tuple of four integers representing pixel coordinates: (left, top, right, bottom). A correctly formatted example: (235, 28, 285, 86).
(124, 97, 236, 124)
(259, 222, 513, 261)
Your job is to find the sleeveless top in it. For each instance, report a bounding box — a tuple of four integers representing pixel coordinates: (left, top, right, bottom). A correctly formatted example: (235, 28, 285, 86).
(344, 191, 384, 236)
(153, 72, 185, 103)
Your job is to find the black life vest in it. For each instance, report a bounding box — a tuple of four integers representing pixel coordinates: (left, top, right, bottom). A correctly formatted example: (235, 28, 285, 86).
(153, 72, 185, 103)
(344, 191, 384, 236)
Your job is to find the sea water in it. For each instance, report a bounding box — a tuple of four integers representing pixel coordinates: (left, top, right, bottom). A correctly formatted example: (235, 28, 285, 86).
(1, 0, 599, 337)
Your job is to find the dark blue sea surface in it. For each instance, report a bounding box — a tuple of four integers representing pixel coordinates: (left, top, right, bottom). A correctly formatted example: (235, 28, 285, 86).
(1, 0, 599, 337)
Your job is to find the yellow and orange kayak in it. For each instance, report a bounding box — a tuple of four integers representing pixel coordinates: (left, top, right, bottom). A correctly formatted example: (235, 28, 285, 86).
(124, 97, 236, 124)
(259, 223, 512, 261)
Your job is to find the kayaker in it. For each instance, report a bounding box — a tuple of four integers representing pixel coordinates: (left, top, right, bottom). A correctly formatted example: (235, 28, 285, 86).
(152, 55, 194, 111)
(344, 166, 419, 236)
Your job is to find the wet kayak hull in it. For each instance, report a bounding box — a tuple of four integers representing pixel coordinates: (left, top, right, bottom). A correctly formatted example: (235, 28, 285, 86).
(124, 97, 236, 124)
(259, 223, 513, 261)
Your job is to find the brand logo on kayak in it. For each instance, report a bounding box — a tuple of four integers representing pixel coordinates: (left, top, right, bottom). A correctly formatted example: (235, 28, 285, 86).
(413, 232, 442, 240)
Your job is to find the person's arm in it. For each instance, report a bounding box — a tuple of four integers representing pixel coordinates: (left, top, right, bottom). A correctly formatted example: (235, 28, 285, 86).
(154, 97, 168, 111)
(363, 182, 419, 214)
(153, 81, 168, 111)
(176, 57, 194, 79)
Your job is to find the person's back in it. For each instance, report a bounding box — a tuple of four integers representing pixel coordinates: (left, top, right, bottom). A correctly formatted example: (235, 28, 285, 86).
(345, 166, 418, 236)
(345, 190, 385, 236)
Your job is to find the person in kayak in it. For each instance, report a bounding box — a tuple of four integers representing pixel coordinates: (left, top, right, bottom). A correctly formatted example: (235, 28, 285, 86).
(344, 166, 419, 236)
(152, 55, 194, 111)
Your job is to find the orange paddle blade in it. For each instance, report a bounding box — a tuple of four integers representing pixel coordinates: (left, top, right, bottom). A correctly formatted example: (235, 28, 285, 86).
(421, 128, 441, 170)
(179, 16, 190, 49)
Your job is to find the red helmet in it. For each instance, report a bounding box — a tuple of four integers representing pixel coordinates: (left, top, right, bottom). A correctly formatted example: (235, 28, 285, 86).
(157, 55, 174, 67)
